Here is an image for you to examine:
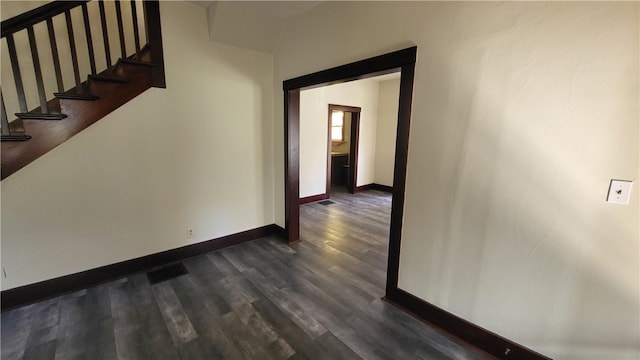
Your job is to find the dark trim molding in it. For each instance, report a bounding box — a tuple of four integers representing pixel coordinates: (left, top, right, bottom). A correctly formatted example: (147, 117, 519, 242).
(371, 183, 393, 193)
(283, 46, 416, 247)
(355, 183, 393, 193)
(271, 224, 287, 239)
(284, 89, 301, 243)
(354, 184, 373, 192)
(347, 109, 360, 194)
(299, 193, 328, 205)
(326, 106, 333, 197)
(283, 47, 415, 91)
(327, 104, 361, 195)
(1, 224, 282, 311)
(384, 289, 551, 360)
(283, 47, 416, 329)
(384, 58, 415, 294)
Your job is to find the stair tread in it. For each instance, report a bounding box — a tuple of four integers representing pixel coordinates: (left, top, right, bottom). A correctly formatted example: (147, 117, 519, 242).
(89, 74, 130, 83)
(0, 134, 32, 142)
(16, 113, 67, 120)
(119, 58, 155, 67)
(11, 98, 67, 120)
(54, 91, 100, 101)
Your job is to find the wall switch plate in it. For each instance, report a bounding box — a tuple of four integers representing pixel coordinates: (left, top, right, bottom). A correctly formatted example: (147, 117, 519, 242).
(607, 179, 633, 204)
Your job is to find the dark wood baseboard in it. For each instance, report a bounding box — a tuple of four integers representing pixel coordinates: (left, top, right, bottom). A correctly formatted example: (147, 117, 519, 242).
(271, 224, 287, 239)
(1, 224, 283, 311)
(384, 288, 551, 360)
(299, 193, 328, 204)
(355, 183, 393, 193)
(354, 183, 373, 192)
(372, 183, 393, 193)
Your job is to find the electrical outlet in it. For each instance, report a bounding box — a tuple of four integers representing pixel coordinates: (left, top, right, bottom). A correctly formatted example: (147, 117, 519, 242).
(607, 179, 633, 204)
(187, 228, 194, 238)
(2, 267, 6, 278)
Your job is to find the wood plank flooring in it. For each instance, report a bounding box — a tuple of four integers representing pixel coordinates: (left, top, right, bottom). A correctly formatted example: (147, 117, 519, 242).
(1, 187, 491, 360)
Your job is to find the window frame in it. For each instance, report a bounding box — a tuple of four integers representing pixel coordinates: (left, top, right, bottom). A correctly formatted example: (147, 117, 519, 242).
(330, 110, 346, 142)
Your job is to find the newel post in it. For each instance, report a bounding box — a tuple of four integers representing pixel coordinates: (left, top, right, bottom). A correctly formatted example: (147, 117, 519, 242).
(143, 0, 165, 88)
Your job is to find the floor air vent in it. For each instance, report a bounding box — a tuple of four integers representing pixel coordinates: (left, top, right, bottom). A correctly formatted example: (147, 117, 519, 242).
(147, 263, 189, 284)
(318, 200, 335, 205)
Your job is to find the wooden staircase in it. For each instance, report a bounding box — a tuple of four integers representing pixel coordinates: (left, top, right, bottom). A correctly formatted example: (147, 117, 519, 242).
(1, 0, 165, 180)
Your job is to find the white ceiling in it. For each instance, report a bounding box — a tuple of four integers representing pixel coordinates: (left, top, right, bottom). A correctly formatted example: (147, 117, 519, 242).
(187, 2, 403, 84)
(190, 1, 322, 53)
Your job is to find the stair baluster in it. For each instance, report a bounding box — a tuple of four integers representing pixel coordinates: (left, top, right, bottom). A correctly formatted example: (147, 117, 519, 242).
(99, 1, 113, 71)
(26, 26, 49, 115)
(5, 34, 28, 115)
(46, 18, 65, 93)
(115, 1, 127, 59)
(81, 3, 97, 76)
(131, 0, 142, 61)
(66, 10, 84, 96)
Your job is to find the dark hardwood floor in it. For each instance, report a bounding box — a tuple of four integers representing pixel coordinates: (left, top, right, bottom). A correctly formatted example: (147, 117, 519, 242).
(1, 188, 490, 360)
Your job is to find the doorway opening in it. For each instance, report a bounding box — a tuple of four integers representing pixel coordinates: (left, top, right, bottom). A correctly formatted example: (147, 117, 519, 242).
(328, 104, 360, 195)
(283, 46, 416, 298)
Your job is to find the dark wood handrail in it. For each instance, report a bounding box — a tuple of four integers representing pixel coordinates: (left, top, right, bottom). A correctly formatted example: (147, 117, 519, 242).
(1, 1, 87, 38)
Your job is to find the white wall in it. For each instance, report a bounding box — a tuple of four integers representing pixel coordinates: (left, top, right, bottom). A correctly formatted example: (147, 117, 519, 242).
(1, 2, 274, 290)
(299, 79, 379, 197)
(374, 78, 399, 187)
(273, 2, 639, 358)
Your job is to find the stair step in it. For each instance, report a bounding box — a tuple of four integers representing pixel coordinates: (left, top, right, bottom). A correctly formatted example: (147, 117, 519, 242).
(89, 74, 130, 83)
(2, 39, 158, 179)
(54, 92, 99, 101)
(1, 134, 32, 142)
(119, 58, 155, 67)
(16, 112, 67, 120)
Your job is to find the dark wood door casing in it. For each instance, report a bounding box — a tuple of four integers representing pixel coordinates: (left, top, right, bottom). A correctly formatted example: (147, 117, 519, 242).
(283, 46, 417, 300)
(327, 104, 361, 195)
(284, 89, 301, 243)
(348, 110, 360, 194)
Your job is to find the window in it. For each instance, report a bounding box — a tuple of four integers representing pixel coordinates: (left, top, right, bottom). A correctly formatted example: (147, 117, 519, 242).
(331, 110, 345, 141)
